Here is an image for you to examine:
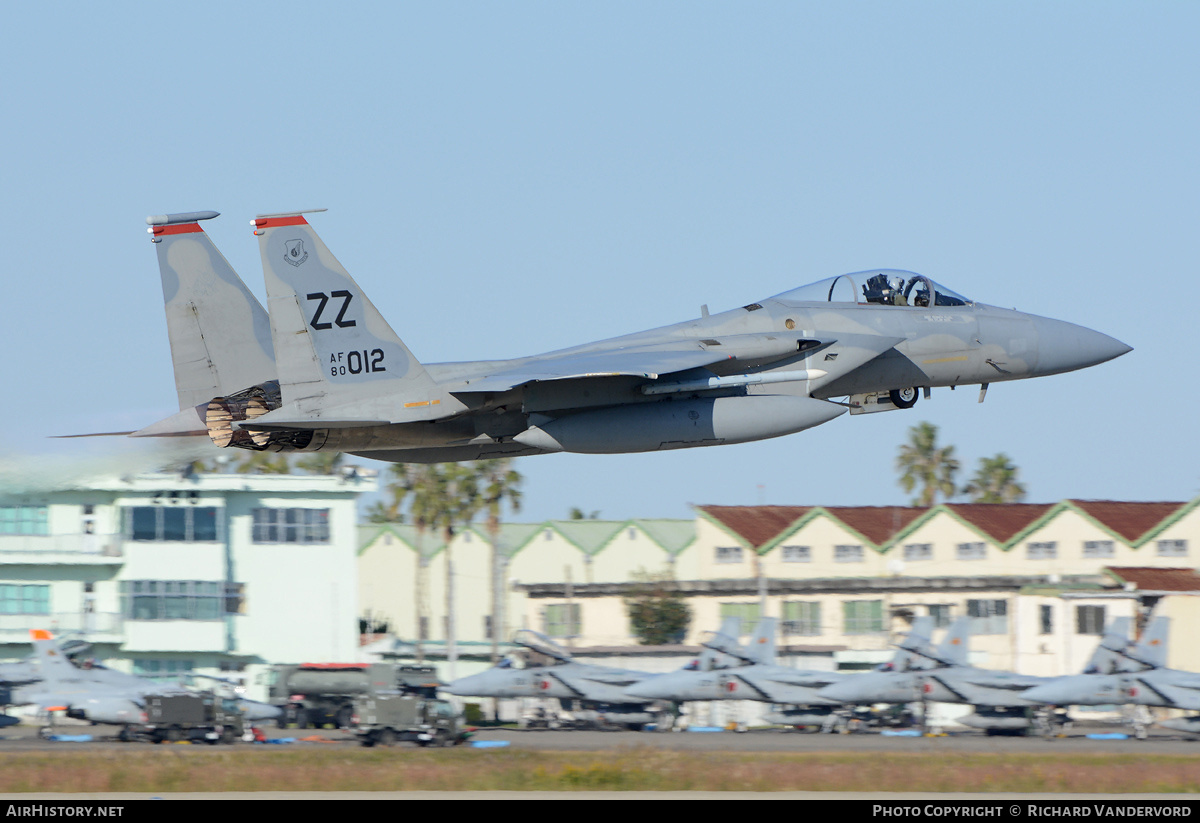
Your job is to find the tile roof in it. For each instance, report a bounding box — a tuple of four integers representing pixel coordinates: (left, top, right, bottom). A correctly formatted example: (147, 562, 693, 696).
(824, 506, 927, 546)
(942, 503, 1056, 544)
(1105, 566, 1200, 592)
(697, 506, 813, 550)
(1069, 500, 1188, 543)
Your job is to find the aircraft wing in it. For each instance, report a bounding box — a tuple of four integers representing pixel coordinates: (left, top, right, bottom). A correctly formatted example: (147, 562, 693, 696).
(453, 348, 738, 394)
(580, 669, 651, 688)
(762, 669, 843, 689)
(1130, 676, 1200, 710)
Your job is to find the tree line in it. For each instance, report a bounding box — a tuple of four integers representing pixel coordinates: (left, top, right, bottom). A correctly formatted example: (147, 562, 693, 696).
(896, 421, 1026, 506)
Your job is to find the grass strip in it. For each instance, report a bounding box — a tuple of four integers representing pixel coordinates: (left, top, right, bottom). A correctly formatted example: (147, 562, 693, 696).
(1, 748, 1198, 794)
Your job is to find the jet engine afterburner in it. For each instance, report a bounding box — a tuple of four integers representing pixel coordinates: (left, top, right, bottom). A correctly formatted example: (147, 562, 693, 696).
(204, 381, 326, 452)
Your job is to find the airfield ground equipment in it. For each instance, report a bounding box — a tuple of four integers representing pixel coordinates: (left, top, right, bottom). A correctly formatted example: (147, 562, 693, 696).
(351, 692, 467, 747)
(269, 662, 440, 729)
(131, 692, 245, 744)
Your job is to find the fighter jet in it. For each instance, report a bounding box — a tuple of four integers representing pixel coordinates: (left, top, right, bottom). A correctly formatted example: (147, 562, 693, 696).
(1022, 617, 1200, 736)
(816, 618, 1058, 733)
(131, 210, 1131, 463)
(445, 630, 670, 729)
(626, 616, 939, 729)
(14, 631, 280, 737)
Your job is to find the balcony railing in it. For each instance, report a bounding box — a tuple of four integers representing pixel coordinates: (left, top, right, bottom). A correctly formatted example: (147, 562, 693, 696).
(0, 534, 122, 559)
(0, 612, 123, 636)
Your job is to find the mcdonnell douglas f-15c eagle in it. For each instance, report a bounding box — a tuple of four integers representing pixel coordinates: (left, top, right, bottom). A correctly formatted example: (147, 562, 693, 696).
(131, 210, 1131, 461)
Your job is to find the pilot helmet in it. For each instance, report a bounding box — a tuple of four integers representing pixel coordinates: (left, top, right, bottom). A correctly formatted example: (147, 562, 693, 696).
(889, 276, 905, 293)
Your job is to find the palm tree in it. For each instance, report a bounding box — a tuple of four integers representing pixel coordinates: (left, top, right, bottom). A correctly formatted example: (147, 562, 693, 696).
(235, 451, 291, 474)
(963, 454, 1026, 503)
(896, 422, 960, 507)
(295, 452, 345, 475)
(477, 460, 524, 663)
(434, 463, 481, 680)
(392, 463, 442, 663)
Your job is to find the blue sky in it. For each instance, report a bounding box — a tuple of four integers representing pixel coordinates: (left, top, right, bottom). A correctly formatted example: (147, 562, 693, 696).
(1, 2, 1195, 521)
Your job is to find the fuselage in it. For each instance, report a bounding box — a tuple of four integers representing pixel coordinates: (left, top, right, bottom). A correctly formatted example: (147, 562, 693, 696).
(311, 270, 1129, 460)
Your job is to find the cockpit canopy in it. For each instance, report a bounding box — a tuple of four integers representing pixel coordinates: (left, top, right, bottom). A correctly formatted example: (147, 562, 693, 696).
(772, 270, 973, 308)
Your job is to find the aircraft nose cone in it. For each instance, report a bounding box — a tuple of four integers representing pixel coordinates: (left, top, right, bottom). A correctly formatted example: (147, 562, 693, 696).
(446, 672, 490, 696)
(1033, 316, 1132, 377)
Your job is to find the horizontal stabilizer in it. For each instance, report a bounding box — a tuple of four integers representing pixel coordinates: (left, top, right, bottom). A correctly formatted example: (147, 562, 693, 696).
(130, 406, 208, 438)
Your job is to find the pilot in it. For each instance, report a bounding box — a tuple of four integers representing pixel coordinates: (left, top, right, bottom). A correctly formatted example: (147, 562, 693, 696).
(889, 277, 908, 306)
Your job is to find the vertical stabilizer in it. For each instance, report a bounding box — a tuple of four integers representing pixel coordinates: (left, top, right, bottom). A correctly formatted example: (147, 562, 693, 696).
(29, 630, 80, 687)
(147, 212, 276, 410)
(893, 616, 935, 670)
(935, 617, 971, 667)
(746, 617, 777, 666)
(252, 211, 438, 418)
(695, 617, 742, 671)
(1086, 617, 1132, 674)
(1126, 616, 1169, 670)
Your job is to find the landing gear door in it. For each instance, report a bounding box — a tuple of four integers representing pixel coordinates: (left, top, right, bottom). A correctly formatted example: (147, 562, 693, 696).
(848, 391, 900, 415)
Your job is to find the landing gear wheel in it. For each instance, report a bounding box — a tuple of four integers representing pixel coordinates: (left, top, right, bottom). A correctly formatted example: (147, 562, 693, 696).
(890, 387, 918, 409)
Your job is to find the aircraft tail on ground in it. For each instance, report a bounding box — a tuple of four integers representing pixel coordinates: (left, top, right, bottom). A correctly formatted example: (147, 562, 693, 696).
(147, 212, 276, 411)
(935, 617, 971, 667)
(29, 630, 81, 687)
(892, 616, 935, 670)
(251, 211, 440, 422)
(1126, 616, 1169, 669)
(745, 618, 777, 666)
(1086, 616, 1132, 673)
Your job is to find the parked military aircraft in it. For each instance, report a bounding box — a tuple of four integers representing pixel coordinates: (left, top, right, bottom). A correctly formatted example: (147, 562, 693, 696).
(13, 631, 279, 737)
(445, 630, 670, 729)
(624, 617, 945, 729)
(1022, 617, 1200, 735)
(816, 618, 1059, 732)
(131, 210, 1130, 463)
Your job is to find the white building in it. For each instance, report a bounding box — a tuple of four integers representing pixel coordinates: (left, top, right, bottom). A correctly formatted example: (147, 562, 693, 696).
(0, 470, 375, 701)
(359, 498, 1200, 679)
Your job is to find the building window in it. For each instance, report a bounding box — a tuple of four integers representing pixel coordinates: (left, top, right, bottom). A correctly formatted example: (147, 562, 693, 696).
(843, 600, 884, 634)
(781, 545, 811, 563)
(719, 602, 760, 629)
(0, 584, 49, 614)
(956, 542, 986, 560)
(1083, 540, 1115, 558)
(715, 546, 744, 564)
(1157, 540, 1188, 557)
(834, 545, 864, 563)
(1040, 604, 1054, 635)
(967, 599, 1008, 635)
(1027, 542, 1057, 560)
(903, 543, 932, 562)
(543, 603, 580, 638)
(127, 506, 220, 542)
(251, 508, 329, 544)
(132, 659, 195, 681)
(1076, 605, 1106, 635)
(782, 601, 820, 636)
(120, 581, 228, 620)
(0, 506, 49, 536)
(928, 604, 952, 629)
